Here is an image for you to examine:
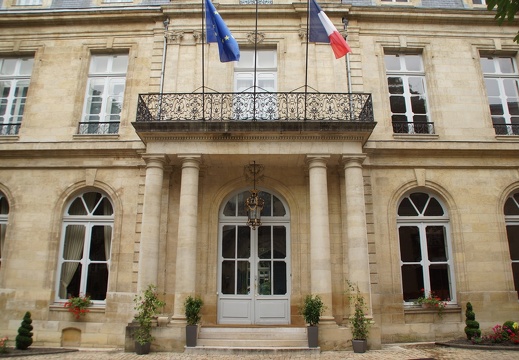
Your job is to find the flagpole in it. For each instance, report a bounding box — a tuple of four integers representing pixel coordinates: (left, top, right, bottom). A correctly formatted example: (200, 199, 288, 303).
(201, 0, 206, 120)
(304, 0, 310, 121)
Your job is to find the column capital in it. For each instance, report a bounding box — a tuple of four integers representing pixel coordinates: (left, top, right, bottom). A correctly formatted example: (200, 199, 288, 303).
(178, 154, 202, 168)
(142, 154, 167, 168)
(306, 155, 330, 168)
(341, 154, 366, 168)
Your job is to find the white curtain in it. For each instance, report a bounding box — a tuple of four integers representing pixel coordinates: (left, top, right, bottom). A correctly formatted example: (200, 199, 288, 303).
(103, 198, 112, 261)
(59, 225, 85, 299)
(0, 196, 8, 266)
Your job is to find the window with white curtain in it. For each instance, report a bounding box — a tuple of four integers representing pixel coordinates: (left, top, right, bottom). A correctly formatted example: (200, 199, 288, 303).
(385, 53, 433, 134)
(505, 192, 519, 298)
(397, 192, 456, 304)
(15, 0, 42, 5)
(56, 191, 114, 303)
(80, 54, 128, 135)
(480, 56, 519, 135)
(0, 57, 34, 135)
(233, 49, 277, 120)
(0, 192, 9, 270)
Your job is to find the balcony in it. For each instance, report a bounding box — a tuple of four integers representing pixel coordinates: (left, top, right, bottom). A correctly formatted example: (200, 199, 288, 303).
(133, 91, 376, 140)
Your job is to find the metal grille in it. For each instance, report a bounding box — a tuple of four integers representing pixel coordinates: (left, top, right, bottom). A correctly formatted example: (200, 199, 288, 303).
(136, 92, 374, 123)
(0, 124, 21, 135)
(392, 121, 435, 134)
(78, 122, 120, 135)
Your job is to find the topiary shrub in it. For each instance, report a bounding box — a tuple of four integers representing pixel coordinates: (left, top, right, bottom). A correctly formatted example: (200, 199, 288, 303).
(503, 320, 517, 334)
(15, 312, 33, 350)
(464, 302, 481, 340)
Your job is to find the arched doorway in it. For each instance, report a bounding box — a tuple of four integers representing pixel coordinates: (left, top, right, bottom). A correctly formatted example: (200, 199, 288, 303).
(217, 189, 290, 324)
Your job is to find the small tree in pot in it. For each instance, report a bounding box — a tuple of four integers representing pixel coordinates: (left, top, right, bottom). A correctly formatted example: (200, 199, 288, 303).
(133, 284, 165, 355)
(184, 295, 203, 347)
(347, 281, 370, 353)
(300, 294, 325, 348)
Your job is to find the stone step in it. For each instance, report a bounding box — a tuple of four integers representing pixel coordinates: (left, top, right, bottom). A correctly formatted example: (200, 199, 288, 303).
(198, 326, 307, 340)
(184, 347, 320, 355)
(189, 326, 315, 352)
(197, 338, 309, 347)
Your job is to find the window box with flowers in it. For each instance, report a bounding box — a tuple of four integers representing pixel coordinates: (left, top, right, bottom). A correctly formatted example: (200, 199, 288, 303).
(414, 289, 447, 318)
(64, 295, 92, 320)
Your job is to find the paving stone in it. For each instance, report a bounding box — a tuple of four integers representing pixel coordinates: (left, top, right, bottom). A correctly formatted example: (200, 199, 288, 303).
(3, 344, 519, 360)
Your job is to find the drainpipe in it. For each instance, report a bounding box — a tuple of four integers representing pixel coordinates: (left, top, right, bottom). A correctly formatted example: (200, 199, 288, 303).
(158, 18, 169, 121)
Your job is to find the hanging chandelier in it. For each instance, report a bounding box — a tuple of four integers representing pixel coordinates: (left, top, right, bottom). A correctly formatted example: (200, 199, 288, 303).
(244, 161, 264, 230)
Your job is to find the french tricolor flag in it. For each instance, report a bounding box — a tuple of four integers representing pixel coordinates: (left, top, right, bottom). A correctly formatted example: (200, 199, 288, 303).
(309, 0, 351, 59)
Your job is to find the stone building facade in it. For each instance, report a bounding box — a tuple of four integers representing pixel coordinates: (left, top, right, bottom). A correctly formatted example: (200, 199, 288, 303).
(0, 0, 518, 352)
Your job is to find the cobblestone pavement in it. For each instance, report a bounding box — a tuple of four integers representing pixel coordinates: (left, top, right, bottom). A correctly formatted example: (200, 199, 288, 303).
(5, 344, 519, 360)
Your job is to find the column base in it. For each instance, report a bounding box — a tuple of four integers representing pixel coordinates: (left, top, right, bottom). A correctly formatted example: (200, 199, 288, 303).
(318, 316, 338, 326)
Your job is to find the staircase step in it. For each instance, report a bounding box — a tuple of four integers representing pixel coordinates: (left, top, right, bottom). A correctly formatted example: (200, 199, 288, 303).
(185, 347, 320, 355)
(198, 327, 307, 340)
(197, 338, 309, 347)
(189, 326, 314, 352)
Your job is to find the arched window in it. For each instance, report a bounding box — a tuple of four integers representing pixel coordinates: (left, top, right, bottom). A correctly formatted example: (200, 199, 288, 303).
(56, 191, 113, 303)
(504, 192, 519, 298)
(397, 192, 455, 304)
(0, 192, 9, 269)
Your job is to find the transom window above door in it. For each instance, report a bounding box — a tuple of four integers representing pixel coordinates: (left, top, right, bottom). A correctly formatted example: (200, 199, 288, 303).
(223, 190, 286, 218)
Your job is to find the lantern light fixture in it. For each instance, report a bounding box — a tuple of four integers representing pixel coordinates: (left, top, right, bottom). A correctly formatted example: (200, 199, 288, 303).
(245, 161, 264, 229)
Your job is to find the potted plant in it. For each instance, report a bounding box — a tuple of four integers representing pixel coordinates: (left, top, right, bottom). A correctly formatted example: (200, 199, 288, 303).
(414, 288, 446, 318)
(184, 295, 203, 347)
(347, 281, 370, 353)
(133, 284, 165, 355)
(64, 294, 92, 320)
(300, 294, 325, 348)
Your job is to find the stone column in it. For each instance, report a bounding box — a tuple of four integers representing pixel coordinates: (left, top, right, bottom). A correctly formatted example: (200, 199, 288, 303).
(172, 155, 201, 322)
(342, 155, 371, 310)
(306, 155, 335, 323)
(137, 155, 167, 293)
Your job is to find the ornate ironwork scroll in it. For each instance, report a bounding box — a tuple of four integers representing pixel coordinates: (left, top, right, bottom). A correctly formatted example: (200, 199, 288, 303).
(136, 92, 374, 123)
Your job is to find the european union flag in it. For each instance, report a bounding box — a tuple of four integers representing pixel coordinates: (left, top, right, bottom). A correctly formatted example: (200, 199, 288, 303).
(205, 0, 240, 62)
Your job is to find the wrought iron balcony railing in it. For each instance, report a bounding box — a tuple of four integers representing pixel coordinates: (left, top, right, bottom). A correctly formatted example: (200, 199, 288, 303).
(0, 123, 21, 135)
(493, 124, 519, 136)
(135, 92, 374, 123)
(392, 121, 435, 135)
(78, 121, 120, 135)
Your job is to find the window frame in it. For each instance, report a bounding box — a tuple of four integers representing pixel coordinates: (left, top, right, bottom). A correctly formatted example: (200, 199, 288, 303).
(504, 192, 519, 298)
(233, 49, 278, 121)
(0, 192, 9, 270)
(55, 192, 114, 305)
(384, 53, 433, 135)
(480, 55, 519, 136)
(397, 192, 456, 306)
(0, 57, 34, 135)
(15, 0, 42, 5)
(79, 54, 128, 135)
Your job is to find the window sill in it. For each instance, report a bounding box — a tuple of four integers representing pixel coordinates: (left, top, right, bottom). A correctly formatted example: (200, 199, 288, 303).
(73, 134, 120, 141)
(393, 134, 439, 140)
(495, 135, 519, 141)
(49, 304, 105, 314)
(404, 304, 461, 317)
(0, 135, 20, 141)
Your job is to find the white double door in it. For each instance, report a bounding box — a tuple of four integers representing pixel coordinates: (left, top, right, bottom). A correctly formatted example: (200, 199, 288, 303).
(217, 223, 290, 324)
